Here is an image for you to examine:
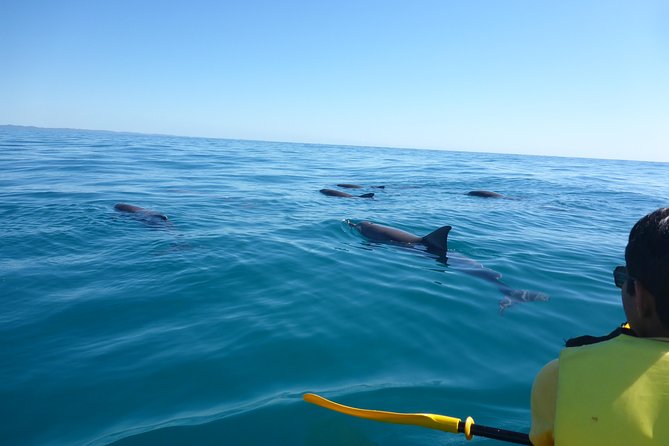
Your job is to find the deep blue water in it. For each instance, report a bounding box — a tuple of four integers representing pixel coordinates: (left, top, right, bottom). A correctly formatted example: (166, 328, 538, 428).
(1, 125, 668, 445)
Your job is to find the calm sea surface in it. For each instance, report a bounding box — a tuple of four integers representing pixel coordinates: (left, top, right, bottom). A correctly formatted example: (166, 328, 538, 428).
(1, 126, 668, 445)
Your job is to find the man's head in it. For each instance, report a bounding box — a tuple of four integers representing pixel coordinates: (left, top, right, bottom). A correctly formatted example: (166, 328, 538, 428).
(623, 207, 669, 334)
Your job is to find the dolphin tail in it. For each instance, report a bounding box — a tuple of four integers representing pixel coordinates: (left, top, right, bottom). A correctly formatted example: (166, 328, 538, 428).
(499, 296, 513, 315)
(421, 225, 452, 256)
(359, 193, 374, 198)
(499, 289, 550, 315)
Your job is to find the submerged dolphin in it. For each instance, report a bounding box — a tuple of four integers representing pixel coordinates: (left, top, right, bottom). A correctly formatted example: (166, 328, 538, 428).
(347, 220, 548, 313)
(320, 189, 374, 199)
(467, 190, 504, 198)
(337, 183, 385, 189)
(114, 203, 169, 222)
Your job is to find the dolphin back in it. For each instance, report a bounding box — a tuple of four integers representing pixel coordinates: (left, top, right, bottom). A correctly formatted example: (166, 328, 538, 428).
(115, 203, 145, 213)
(351, 221, 422, 243)
(320, 189, 374, 199)
(114, 203, 168, 221)
(320, 189, 374, 198)
(420, 225, 452, 256)
(467, 190, 503, 198)
(320, 189, 353, 197)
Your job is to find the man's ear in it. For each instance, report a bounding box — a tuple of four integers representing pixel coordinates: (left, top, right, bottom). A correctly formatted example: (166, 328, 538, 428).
(634, 280, 655, 317)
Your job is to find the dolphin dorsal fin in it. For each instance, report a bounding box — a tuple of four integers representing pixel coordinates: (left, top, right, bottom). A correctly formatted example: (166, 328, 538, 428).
(359, 193, 374, 198)
(421, 225, 452, 255)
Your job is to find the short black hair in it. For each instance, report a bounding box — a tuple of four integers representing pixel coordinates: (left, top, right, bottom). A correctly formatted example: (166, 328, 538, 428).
(625, 207, 669, 328)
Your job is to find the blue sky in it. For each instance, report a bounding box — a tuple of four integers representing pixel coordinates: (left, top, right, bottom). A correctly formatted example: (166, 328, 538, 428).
(2, 1, 668, 161)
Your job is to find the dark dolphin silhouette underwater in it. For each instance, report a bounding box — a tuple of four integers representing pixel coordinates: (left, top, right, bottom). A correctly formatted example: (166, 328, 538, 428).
(337, 183, 385, 189)
(346, 220, 549, 313)
(320, 189, 374, 199)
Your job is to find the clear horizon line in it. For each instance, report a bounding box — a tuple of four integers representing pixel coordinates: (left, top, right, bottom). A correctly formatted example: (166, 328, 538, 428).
(2, 123, 665, 165)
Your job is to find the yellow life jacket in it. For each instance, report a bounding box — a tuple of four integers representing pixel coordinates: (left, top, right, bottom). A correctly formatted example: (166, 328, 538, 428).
(555, 334, 669, 446)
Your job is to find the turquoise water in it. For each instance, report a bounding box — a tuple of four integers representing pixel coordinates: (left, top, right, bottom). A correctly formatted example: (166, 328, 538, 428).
(1, 125, 668, 446)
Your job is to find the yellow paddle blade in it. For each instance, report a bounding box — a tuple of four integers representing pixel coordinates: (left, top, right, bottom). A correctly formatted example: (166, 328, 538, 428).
(303, 393, 461, 434)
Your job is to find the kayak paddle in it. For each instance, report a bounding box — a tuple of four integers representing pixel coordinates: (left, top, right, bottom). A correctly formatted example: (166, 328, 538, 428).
(304, 393, 531, 445)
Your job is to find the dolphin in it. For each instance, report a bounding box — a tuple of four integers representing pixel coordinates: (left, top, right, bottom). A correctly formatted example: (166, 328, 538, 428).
(337, 184, 385, 189)
(346, 220, 451, 255)
(320, 189, 374, 199)
(467, 190, 504, 198)
(114, 203, 169, 222)
(347, 220, 549, 313)
(114, 203, 192, 253)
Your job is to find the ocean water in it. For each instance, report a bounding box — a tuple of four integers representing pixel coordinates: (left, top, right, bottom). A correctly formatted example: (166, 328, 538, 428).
(1, 125, 668, 446)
